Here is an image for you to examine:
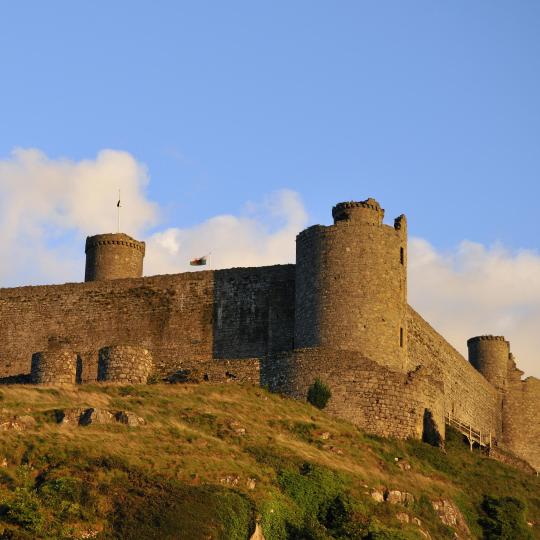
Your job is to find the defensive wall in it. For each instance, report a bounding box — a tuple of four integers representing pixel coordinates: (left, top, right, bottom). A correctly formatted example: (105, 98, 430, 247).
(0, 199, 538, 471)
(0, 265, 294, 383)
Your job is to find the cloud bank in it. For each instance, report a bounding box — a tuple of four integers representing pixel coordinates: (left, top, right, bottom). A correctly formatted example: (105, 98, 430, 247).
(408, 238, 540, 378)
(0, 148, 157, 285)
(144, 189, 307, 275)
(0, 148, 538, 377)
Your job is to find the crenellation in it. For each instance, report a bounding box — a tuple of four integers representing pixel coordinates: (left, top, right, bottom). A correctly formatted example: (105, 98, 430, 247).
(0, 197, 538, 472)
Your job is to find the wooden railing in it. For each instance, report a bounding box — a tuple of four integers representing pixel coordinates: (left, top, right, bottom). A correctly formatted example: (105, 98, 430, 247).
(445, 412, 493, 450)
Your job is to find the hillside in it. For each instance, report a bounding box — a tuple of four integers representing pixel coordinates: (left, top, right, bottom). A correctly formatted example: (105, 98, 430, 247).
(0, 382, 538, 539)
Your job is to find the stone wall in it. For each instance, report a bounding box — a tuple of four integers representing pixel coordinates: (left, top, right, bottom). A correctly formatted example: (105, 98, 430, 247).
(294, 200, 407, 371)
(98, 345, 153, 384)
(168, 359, 260, 385)
(261, 347, 445, 442)
(503, 357, 540, 471)
(0, 265, 294, 382)
(30, 349, 77, 385)
(407, 307, 501, 438)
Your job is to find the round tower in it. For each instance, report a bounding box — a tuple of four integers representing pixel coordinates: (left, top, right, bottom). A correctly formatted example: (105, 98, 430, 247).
(467, 335, 509, 390)
(294, 198, 408, 371)
(98, 345, 153, 384)
(31, 349, 77, 385)
(84, 233, 145, 282)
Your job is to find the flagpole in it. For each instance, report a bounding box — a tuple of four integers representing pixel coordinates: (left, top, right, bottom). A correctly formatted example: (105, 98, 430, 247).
(117, 189, 121, 233)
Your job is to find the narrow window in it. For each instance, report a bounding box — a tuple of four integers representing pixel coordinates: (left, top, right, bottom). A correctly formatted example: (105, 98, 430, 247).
(400, 247, 404, 265)
(400, 327, 404, 348)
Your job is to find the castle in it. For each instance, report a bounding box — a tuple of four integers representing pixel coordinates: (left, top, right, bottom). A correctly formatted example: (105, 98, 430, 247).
(0, 198, 538, 471)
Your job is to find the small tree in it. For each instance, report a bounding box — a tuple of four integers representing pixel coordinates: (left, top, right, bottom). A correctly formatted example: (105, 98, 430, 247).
(307, 379, 332, 410)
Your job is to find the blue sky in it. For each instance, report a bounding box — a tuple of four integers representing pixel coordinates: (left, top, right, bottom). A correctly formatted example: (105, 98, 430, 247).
(1, 2, 540, 376)
(1, 1, 539, 247)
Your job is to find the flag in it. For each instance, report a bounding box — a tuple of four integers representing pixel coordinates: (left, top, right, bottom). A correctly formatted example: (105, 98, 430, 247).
(190, 256, 207, 266)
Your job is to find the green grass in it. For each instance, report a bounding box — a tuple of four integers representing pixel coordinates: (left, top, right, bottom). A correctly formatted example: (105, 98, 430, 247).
(0, 383, 537, 539)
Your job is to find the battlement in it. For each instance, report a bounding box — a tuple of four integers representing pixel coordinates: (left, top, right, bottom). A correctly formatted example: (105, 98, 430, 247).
(85, 233, 146, 255)
(467, 335, 507, 344)
(332, 198, 385, 225)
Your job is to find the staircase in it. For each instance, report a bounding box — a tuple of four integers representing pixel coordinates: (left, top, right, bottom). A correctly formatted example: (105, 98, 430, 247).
(445, 412, 493, 450)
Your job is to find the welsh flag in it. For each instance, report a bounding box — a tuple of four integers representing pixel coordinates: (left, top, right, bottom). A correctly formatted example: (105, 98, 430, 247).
(190, 256, 207, 266)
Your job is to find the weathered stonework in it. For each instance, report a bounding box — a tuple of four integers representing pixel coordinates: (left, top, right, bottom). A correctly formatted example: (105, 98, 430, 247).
(31, 349, 77, 385)
(407, 309, 501, 438)
(261, 348, 444, 442)
(98, 345, 153, 384)
(467, 336, 509, 392)
(85, 233, 145, 282)
(0, 197, 538, 471)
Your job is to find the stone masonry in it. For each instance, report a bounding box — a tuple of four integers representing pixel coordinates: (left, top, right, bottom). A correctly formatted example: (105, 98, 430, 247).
(31, 349, 78, 385)
(98, 345, 153, 384)
(0, 197, 538, 471)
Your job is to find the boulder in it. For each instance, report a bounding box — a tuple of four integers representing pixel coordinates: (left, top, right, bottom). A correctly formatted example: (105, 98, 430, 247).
(115, 411, 145, 426)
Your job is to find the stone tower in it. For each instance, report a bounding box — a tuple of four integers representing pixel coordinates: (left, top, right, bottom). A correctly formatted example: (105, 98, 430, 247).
(84, 233, 145, 282)
(467, 335, 509, 391)
(294, 198, 408, 371)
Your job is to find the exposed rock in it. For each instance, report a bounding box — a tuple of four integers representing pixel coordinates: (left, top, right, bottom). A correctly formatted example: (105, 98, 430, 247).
(396, 512, 409, 523)
(0, 414, 36, 431)
(320, 431, 331, 440)
(115, 411, 145, 426)
(79, 408, 115, 426)
(386, 489, 414, 506)
(55, 408, 145, 427)
(431, 499, 471, 540)
(370, 489, 385, 503)
(57, 408, 87, 425)
(229, 421, 246, 436)
(397, 460, 412, 471)
(249, 522, 265, 540)
(219, 474, 240, 487)
(246, 478, 257, 490)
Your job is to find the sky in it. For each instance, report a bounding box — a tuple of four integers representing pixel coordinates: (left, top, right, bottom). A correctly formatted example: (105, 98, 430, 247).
(0, 2, 539, 376)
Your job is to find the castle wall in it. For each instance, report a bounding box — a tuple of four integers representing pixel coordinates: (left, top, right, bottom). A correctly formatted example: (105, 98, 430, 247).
(0, 265, 294, 381)
(261, 347, 445, 441)
(294, 201, 407, 371)
(503, 359, 540, 471)
(407, 306, 501, 437)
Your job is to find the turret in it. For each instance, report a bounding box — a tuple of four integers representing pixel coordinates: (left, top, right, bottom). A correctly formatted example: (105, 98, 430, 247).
(467, 335, 509, 391)
(84, 233, 145, 282)
(294, 198, 408, 371)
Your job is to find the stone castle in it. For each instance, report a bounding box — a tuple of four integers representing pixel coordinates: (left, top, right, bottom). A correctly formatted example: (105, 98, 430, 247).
(0, 198, 538, 471)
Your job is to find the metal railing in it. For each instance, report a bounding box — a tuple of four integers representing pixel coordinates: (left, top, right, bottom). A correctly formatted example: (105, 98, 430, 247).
(445, 412, 493, 450)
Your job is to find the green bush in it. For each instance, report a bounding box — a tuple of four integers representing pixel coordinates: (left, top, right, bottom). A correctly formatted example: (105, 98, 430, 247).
(0, 488, 44, 533)
(307, 379, 332, 410)
(478, 495, 533, 540)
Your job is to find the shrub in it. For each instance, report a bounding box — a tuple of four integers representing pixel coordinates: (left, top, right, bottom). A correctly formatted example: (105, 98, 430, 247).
(0, 488, 44, 533)
(307, 379, 332, 410)
(479, 495, 533, 540)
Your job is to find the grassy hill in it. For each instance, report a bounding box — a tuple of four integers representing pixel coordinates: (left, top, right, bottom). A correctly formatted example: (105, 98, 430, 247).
(0, 382, 538, 539)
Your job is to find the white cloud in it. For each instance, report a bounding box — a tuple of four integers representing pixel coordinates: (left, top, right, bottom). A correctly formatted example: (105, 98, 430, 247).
(409, 238, 540, 378)
(0, 148, 158, 285)
(144, 189, 307, 275)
